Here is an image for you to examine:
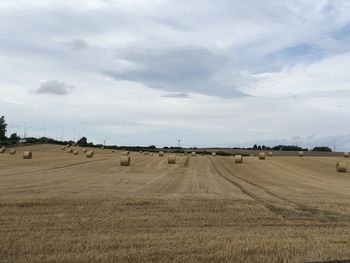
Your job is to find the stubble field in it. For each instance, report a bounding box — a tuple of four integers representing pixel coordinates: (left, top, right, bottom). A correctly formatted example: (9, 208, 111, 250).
(0, 144, 350, 262)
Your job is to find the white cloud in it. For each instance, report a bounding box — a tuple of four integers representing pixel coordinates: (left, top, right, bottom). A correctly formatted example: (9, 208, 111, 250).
(245, 52, 350, 96)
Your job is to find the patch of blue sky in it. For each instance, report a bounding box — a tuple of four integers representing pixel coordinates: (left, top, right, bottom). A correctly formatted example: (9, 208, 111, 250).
(331, 23, 350, 40)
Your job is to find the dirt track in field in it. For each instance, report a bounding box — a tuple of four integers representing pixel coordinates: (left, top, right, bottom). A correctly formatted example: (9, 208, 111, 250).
(0, 144, 350, 262)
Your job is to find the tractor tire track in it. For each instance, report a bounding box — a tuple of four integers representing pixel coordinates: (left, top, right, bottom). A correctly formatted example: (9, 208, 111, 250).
(216, 157, 350, 221)
(210, 157, 338, 221)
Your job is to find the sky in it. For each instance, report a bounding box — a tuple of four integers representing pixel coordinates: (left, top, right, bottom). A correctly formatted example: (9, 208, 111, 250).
(1, 0, 350, 150)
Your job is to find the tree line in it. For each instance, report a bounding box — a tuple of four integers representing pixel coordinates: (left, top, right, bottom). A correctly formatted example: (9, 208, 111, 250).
(0, 115, 332, 152)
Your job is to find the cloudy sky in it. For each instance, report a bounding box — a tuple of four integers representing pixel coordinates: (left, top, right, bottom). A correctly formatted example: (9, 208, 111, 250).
(1, 0, 350, 150)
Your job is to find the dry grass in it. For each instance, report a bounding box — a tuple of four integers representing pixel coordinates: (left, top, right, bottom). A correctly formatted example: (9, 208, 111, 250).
(0, 144, 350, 262)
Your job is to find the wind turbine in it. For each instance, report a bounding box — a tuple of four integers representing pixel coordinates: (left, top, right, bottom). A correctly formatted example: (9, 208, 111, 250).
(100, 138, 108, 146)
(175, 138, 181, 148)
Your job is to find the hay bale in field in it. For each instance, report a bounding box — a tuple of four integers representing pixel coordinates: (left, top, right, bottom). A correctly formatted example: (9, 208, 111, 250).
(111, 149, 116, 153)
(73, 150, 79, 155)
(259, 152, 266, 160)
(336, 162, 347, 173)
(144, 151, 149, 155)
(344, 152, 349, 158)
(268, 152, 273, 157)
(191, 151, 196, 156)
(299, 151, 304, 157)
(67, 149, 73, 153)
(168, 154, 176, 164)
(82, 149, 87, 153)
(23, 151, 32, 159)
(0, 147, 6, 153)
(212, 152, 216, 156)
(159, 151, 164, 157)
(66, 144, 70, 147)
(235, 155, 243, 163)
(101, 146, 104, 150)
(61, 146, 66, 150)
(86, 151, 94, 158)
(120, 155, 130, 166)
(150, 153, 153, 156)
(10, 149, 16, 155)
(122, 151, 129, 156)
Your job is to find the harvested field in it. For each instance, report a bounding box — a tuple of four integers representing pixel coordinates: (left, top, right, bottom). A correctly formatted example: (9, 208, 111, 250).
(0, 144, 350, 262)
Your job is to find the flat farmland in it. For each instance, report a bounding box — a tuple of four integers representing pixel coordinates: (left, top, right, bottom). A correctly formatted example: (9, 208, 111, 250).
(0, 145, 350, 262)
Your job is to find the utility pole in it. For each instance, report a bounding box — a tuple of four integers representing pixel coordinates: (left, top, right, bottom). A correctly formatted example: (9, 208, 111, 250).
(27, 126, 31, 137)
(41, 122, 46, 138)
(21, 121, 27, 138)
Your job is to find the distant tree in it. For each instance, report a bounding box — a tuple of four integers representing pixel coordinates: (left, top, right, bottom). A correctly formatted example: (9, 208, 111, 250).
(0, 116, 7, 140)
(272, 145, 307, 151)
(253, 144, 257, 149)
(312, 146, 332, 152)
(77, 137, 87, 147)
(148, 145, 156, 149)
(9, 133, 20, 144)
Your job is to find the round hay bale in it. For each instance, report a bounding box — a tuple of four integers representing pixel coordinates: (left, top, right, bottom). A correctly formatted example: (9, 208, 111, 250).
(150, 153, 153, 156)
(344, 152, 349, 158)
(23, 151, 32, 159)
(112, 149, 116, 153)
(86, 151, 94, 158)
(268, 152, 273, 157)
(73, 150, 79, 155)
(191, 151, 196, 156)
(144, 151, 149, 155)
(61, 146, 66, 151)
(120, 155, 131, 166)
(10, 149, 16, 155)
(259, 152, 266, 160)
(82, 149, 87, 153)
(299, 151, 304, 157)
(168, 154, 176, 164)
(212, 152, 216, 156)
(159, 151, 164, 157)
(122, 151, 130, 156)
(0, 147, 6, 153)
(101, 146, 105, 150)
(235, 155, 243, 163)
(66, 144, 70, 147)
(336, 162, 347, 173)
(67, 149, 73, 153)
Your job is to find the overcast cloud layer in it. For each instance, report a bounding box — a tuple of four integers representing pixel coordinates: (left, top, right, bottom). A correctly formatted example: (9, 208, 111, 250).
(1, 0, 350, 150)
